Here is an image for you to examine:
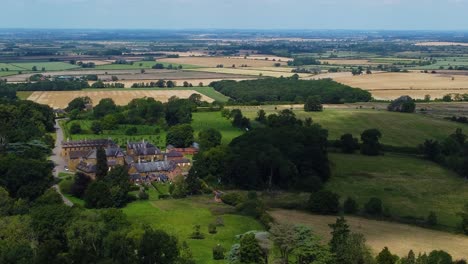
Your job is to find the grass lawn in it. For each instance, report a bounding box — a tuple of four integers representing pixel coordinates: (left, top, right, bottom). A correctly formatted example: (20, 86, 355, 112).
(242, 108, 468, 147)
(95, 60, 200, 70)
(327, 153, 468, 229)
(122, 196, 263, 263)
(192, 112, 243, 145)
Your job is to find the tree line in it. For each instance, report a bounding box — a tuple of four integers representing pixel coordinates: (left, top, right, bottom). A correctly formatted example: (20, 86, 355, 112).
(210, 78, 372, 104)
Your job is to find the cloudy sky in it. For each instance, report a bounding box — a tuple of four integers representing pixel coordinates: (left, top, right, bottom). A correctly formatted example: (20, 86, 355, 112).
(1, 0, 467, 30)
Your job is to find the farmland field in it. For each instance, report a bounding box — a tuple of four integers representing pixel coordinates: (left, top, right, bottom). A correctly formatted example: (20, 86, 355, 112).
(188, 67, 313, 78)
(240, 108, 468, 147)
(415, 42, 468, 47)
(95, 60, 200, 70)
(27, 89, 215, 109)
(6, 61, 80, 71)
(333, 71, 468, 100)
(319, 59, 387, 65)
(271, 209, 468, 259)
(158, 56, 287, 68)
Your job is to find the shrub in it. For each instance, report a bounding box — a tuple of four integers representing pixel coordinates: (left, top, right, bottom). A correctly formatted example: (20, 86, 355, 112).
(212, 244, 225, 260)
(158, 194, 170, 199)
(343, 197, 359, 214)
(125, 127, 138, 136)
(308, 190, 340, 215)
(364, 197, 383, 216)
(208, 223, 217, 234)
(138, 190, 149, 200)
(70, 123, 82, 134)
(427, 211, 438, 226)
(221, 192, 244, 206)
(190, 225, 205, 239)
(215, 216, 224, 227)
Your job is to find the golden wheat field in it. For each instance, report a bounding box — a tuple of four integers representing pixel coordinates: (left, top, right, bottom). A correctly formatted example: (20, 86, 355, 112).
(271, 209, 468, 259)
(158, 56, 287, 67)
(27, 90, 213, 109)
(93, 78, 255, 88)
(333, 72, 468, 100)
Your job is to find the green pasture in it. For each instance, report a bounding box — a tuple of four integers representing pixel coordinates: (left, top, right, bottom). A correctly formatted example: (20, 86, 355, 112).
(327, 153, 468, 229)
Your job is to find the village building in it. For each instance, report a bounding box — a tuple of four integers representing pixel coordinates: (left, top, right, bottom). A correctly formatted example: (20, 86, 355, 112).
(61, 139, 116, 157)
(76, 161, 97, 179)
(67, 146, 125, 171)
(166, 143, 199, 156)
(128, 160, 182, 181)
(126, 140, 164, 163)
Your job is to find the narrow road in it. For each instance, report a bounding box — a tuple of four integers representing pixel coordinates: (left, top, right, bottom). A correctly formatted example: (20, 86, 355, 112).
(50, 118, 73, 206)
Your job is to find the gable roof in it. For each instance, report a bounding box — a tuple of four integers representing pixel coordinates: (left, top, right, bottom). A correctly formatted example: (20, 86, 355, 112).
(127, 140, 161, 156)
(62, 139, 116, 148)
(76, 161, 96, 173)
(132, 161, 176, 173)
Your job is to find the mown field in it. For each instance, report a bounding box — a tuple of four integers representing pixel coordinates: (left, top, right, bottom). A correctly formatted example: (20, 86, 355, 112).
(1, 61, 80, 71)
(327, 153, 468, 229)
(240, 108, 468, 147)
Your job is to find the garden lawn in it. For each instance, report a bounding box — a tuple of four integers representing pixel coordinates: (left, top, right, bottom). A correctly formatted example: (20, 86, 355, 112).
(122, 196, 263, 263)
(326, 152, 468, 229)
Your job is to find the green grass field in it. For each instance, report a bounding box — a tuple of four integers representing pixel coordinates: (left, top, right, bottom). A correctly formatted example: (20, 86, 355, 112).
(192, 112, 243, 145)
(123, 196, 263, 263)
(95, 60, 200, 70)
(7, 62, 80, 71)
(242, 108, 468, 147)
(64, 112, 242, 147)
(59, 178, 262, 264)
(327, 153, 468, 229)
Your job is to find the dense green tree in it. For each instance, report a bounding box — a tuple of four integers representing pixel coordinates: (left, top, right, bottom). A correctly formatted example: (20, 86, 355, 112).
(96, 147, 108, 180)
(427, 250, 452, 264)
(329, 216, 350, 253)
(70, 123, 82, 134)
(84, 181, 113, 209)
(420, 139, 442, 162)
(337, 233, 374, 264)
(364, 197, 383, 216)
(165, 97, 193, 126)
(138, 227, 180, 264)
(166, 124, 194, 148)
(188, 146, 227, 184)
(70, 172, 91, 199)
(104, 165, 131, 207)
(30, 203, 75, 243)
(376, 247, 399, 264)
(255, 109, 267, 123)
(198, 128, 222, 151)
(65, 96, 91, 112)
(93, 98, 117, 118)
(361, 129, 382, 156)
(91, 120, 103, 134)
(344, 197, 359, 214)
(304, 95, 323, 112)
(239, 233, 264, 264)
(308, 190, 340, 215)
(101, 114, 119, 130)
(340, 133, 360, 154)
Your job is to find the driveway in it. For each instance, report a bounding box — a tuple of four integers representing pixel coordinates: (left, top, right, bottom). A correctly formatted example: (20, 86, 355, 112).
(50, 118, 73, 206)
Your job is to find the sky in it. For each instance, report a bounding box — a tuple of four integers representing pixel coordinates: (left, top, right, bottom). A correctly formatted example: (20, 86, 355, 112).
(1, 0, 468, 30)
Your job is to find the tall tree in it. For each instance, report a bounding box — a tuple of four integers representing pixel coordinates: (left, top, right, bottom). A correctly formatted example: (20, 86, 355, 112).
(138, 227, 179, 264)
(329, 217, 350, 253)
(361, 129, 382, 156)
(96, 147, 108, 180)
(239, 233, 264, 264)
(198, 128, 222, 151)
